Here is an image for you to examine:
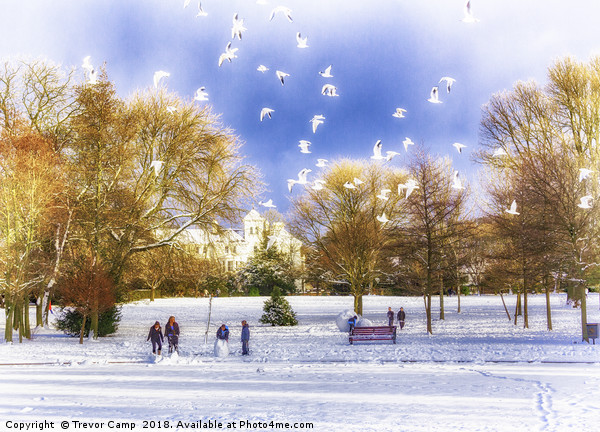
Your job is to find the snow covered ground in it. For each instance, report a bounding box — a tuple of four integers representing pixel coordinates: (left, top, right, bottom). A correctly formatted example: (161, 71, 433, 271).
(1, 294, 599, 431)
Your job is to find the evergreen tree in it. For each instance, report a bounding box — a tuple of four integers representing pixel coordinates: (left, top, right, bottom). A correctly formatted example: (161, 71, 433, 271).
(259, 287, 298, 326)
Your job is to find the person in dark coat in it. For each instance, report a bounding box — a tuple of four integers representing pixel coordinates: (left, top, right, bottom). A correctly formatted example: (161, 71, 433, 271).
(387, 307, 394, 326)
(216, 324, 229, 341)
(164, 316, 180, 354)
(147, 321, 164, 355)
(397, 307, 406, 330)
(347, 315, 357, 334)
(241, 320, 250, 355)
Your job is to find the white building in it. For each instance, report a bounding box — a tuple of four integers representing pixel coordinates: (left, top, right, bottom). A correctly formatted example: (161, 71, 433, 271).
(175, 209, 303, 273)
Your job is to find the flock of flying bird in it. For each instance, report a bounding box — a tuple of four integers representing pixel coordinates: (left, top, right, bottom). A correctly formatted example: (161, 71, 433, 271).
(80, 0, 593, 229)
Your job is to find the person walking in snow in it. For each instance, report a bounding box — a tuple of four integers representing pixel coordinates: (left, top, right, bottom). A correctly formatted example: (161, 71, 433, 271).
(397, 307, 406, 330)
(164, 316, 180, 354)
(147, 321, 164, 355)
(241, 320, 250, 355)
(216, 323, 229, 341)
(387, 307, 395, 326)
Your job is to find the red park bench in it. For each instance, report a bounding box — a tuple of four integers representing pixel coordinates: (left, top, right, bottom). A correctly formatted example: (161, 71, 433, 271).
(349, 326, 397, 344)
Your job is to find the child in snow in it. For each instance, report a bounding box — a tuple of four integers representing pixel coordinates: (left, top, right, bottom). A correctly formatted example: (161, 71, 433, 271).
(347, 315, 357, 334)
(216, 323, 229, 341)
(387, 307, 394, 326)
(164, 316, 180, 354)
(214, 324, 230, 357)
(147, 321, 164, 355)
(241, 320, 250, 355)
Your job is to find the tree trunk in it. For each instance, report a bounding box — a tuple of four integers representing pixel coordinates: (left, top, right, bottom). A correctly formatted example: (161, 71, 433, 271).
(514, 290, 520, 325)
(457, 282, 461, 314)
(5, 301, 14, 342)
(36, 296, 43, 327)
(354, 293, 363, 316)
(439, 277, 445, 320)
(425, 294, 433, 334)
(79, 314, 87, 344)
(90, 298, 99, 340)
(204, 294, 213, 344)
(523, 285, 529, 329)
(581, 286, 588, 343)
(500, 291, 511, 321)
(23, 298, 31, 340)
(545, 282, 553, 331)
(150, 285, 155, 302)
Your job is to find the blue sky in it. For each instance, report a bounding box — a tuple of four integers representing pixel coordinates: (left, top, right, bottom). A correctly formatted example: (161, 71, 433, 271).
(2, 0, 600, 215)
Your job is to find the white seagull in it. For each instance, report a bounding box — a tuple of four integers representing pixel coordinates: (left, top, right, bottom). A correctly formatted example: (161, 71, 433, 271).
(377, 189, 392, 201)
(166, 106, 178, 114)
(393, 108, 407, 118)
(298, 140, 311, 154)
(276, 70, 290, 86)
(376, 213, 390, 224)
(153, 71, 170, 88)
(82, 56, 94, 74)
(287, 168, 311, 192)
(310, 115, 325, 133)
(462, 0, 479, 23)
(269, 6, 293, 22)
(386, 151, 401, 161)
(371, 140, 386, 160)
(439, 77, 456, 93)
(312, 179, 326, 191)
(578, 195, 593, 209)
(231, 13, 247, 40)
(266, 235, 277, 250)
(321, 84, 339, 97)
(196, 2, 208, 17)
(260, 107, 275, 122)
(403, 137, 415, 152)
(296, 32, 309, 48)
(319, 65, 333, 78)
(453, 142, 467, 154)
(150, 160, 164, 176)
(218, 42, 238, 67)
(343, 181, 357, 190)
(505, 200, 520, 215)
(428, 86, 442, 104)
(579, 168, 593, 182)
(257, 65, 269, 73)
(398, 179, 419, 199)
(184, 0, 191, 8)
(316, 159, 328, 168)
(452, 171, 464, 190)
(194, 87, 209, 102)
(259, 199, 276, 208)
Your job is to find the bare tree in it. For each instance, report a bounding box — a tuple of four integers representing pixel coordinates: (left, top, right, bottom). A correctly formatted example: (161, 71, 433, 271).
(0, 131, 64, 342)
(391, 150, 470, 334)
(290, 159, 407, 315)
(67, 77, 261, 338)
(476, 57, 600, 339)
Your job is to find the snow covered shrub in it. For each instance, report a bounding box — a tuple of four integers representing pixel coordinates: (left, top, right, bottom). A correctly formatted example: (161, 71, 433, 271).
(55, 306, 121, 338)
(259, 286, 298, 326)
